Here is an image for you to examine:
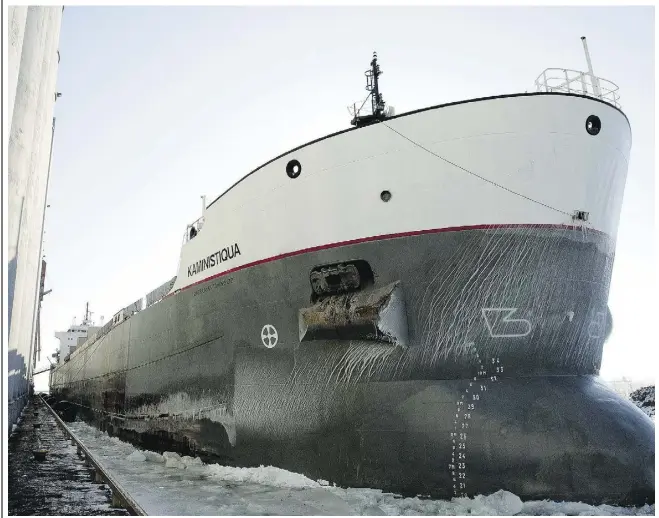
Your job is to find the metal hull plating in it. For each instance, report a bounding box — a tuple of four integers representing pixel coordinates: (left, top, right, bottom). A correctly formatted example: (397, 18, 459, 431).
(51, 226, 654, 504)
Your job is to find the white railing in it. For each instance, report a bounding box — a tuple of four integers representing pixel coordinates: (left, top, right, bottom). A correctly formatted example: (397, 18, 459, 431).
(535, 68, 621, 108)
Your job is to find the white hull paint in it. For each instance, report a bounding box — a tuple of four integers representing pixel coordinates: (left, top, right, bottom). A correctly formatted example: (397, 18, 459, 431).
(173, 93, 630, 293)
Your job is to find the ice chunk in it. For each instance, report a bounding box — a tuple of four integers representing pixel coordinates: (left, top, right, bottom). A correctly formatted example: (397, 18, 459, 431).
(181, 455, 203, 467)
(163, 451, 186, 469)
(205, 464, 320, 489)
(143, 451, 165, 463)
(162, 451, 180, 460)
(479, 490, 524, 515)
(126, 450, 146, 462)
(165, 457, 186, 469)
(362, 504, 387, 515)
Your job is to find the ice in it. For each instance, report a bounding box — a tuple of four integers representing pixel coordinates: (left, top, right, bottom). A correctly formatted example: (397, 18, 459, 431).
(66, 420, 655, 516)
(126, 450, 146, 462)
(362, 504, 387, 515)
(476, 490, 524, 515)
(143, 450, 165, 463)
(182, 455, 203, 467)
(205, 464, 320, 489)
(127, 392, 236, 445)
(163, 451, 187, 469)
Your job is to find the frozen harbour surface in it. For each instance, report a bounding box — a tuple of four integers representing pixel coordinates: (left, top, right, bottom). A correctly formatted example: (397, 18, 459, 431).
(68, 421, 654, 516)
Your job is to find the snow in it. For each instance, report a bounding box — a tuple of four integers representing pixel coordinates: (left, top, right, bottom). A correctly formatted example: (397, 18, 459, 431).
(67, 420, 654, 516)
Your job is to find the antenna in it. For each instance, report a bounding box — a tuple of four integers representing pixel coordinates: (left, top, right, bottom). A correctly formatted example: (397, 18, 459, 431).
(368, 52, 385, 119)
(82, 302, 93, 326)
(349, 51, 388, 127)
(580, 36, 602, 98)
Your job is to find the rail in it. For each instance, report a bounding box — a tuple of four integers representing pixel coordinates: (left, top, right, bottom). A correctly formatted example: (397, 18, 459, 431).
(534, 68, 621, 108)
(39, 396, 147, 516)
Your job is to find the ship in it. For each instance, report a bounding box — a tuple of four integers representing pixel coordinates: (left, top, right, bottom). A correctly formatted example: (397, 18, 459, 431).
(50, 38, 654, 505)
(51, 303, 101, 365)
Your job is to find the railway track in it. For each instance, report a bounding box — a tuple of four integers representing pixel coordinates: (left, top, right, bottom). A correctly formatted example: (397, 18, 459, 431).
(39, 395, 147, 516)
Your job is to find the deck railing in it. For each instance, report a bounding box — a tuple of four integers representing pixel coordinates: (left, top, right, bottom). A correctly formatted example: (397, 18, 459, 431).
(535, 68, 621, 108)
(64, 275, 177, 364)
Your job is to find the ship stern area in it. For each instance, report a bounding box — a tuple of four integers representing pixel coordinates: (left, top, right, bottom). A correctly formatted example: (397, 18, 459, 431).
(238, 223, 654, 506)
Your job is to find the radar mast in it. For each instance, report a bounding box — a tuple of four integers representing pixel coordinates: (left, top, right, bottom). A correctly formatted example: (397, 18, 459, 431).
(349, 52, 392, 127)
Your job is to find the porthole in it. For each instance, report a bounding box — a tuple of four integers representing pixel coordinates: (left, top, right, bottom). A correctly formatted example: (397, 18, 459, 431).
(286, 159, 302, 179)
(586, 115, 601, 136)
(380, 190, 392, 202)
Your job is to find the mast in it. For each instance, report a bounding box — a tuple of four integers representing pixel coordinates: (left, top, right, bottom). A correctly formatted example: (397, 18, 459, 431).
(369, 52, 385, 119)
(580, 36, 602, 98)
(350, 51, 388, 127)
(82, 302, 93, 326)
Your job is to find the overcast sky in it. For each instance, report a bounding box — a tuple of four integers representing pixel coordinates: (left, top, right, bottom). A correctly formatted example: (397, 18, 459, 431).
(34, 6, 654, 390)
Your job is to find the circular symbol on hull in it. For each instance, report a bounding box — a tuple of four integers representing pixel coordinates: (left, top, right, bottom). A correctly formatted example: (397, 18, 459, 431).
(261, 325, 278, 348)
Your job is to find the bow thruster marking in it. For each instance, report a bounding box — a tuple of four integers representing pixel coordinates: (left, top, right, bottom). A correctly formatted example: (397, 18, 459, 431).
(481, 308, 532, 338)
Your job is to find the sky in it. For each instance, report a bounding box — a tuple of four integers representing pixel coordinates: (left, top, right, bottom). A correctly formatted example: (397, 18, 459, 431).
(34, 5, 654, 390)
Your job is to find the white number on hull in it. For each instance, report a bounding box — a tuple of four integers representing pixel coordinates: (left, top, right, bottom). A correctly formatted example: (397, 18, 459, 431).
(481, 308, 532, 338)
(261, 325, 278, 348)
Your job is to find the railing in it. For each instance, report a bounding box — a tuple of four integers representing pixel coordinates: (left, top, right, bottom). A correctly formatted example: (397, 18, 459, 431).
(62, 275, 177, 365)
(535, 68, 621, 108)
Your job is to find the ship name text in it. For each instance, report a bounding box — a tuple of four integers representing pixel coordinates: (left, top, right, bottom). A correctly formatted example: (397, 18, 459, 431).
(188, 243, 241, 277)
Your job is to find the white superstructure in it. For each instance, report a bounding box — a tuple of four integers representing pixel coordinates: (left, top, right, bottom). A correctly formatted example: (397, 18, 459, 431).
(54, 304, 100, 364)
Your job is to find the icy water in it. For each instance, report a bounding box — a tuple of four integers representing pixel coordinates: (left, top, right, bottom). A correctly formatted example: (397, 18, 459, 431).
(66, 419, 654, 516)
(8, 398, 129, 516)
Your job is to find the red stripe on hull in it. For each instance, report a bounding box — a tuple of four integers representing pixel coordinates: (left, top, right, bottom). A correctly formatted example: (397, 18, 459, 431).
(169, 223, 603, 297)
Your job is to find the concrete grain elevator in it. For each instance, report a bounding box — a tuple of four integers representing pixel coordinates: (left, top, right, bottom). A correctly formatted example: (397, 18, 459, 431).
(7, 5, 63, 431)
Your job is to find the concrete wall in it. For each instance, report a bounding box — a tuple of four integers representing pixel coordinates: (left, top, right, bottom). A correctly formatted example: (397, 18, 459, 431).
(8, 6, 63, 431)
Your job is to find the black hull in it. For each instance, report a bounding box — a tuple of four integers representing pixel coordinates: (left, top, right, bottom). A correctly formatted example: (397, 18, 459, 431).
(51, 225, 655, 504)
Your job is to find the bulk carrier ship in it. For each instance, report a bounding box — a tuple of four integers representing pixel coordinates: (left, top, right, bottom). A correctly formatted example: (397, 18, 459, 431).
(50, 39, 654, 505)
